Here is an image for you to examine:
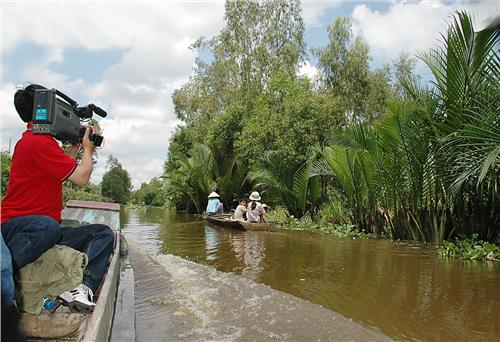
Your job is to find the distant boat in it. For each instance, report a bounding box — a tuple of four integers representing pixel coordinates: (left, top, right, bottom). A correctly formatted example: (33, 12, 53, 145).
(19, 200, 134, 342)
(205, 215, 274, 231)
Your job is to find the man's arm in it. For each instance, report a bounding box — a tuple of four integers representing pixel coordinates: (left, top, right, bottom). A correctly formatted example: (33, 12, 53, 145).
(68, 128, 96, 187)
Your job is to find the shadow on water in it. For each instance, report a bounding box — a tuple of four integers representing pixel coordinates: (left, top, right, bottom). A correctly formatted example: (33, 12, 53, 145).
(122, 207, 500, 342)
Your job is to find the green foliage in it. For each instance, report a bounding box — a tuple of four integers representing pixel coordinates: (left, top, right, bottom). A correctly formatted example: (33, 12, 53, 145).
(236, 73, 343, 167)
(131, 178, 168, 207)
(313, 17, 392, 122)
(265, 206, 289, 223)
(280, 219, 372, 240)
(251, 151, 320, 218)
(166, 144, 216, 212)
(311, 127, 378, 233)
(101, 156, 132, 204)
(310, 12, 499, 244)
(63, 182, 103, 203)
(438, 236, 500, 261)
(165, 1, 318, 213)
(419, 11, 500, 241)
(317, 197, 351, 225)
(1, 151, 12, 198)
(165, 5, 497, 247)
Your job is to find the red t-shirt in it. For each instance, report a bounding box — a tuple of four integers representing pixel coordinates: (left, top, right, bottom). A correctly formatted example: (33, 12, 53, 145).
(1, 125, 77, 223)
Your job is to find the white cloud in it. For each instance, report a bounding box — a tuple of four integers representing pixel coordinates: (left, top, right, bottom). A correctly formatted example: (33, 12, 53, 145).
(298, 60, 318, 80)
(1, 83, 23, 152)
(351, 0, 499, 67)
(2, 2, 225, 188)
(301, 1, 340, 27)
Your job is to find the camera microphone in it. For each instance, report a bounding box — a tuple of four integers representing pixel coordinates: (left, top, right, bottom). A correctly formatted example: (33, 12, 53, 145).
(88, 104, 107, 118)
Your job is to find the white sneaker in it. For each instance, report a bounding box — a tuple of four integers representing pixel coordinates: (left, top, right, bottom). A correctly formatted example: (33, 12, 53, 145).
(57, 284, 95, 314)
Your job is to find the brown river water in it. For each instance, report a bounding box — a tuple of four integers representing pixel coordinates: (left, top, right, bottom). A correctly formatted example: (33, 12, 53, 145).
(121, 207, 500, 341)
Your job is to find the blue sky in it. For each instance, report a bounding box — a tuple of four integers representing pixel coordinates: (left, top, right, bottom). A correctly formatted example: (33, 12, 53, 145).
(1, 1, 497, 187)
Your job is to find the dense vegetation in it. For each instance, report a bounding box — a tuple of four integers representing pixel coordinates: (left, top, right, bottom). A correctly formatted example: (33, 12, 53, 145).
(1, 151, 12, 197)
(101, 156, 132, 204)
(161, 1, 499, 246)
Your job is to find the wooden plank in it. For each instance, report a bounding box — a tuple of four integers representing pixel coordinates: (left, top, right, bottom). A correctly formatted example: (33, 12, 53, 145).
(81, 234, 120, 342)
(110, 256, 135, 342)
(66, 200, 120, 212)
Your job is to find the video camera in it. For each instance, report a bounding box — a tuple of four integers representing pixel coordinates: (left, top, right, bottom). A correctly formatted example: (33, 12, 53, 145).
(32, 89, 107, 147)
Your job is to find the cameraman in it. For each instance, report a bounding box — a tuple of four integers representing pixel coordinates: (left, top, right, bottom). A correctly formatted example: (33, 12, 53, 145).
(1, 84, 114, 314)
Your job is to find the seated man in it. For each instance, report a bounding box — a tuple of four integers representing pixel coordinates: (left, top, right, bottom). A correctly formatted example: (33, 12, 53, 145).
(1, 84, 115, 313)
(206, 191, 223, 215)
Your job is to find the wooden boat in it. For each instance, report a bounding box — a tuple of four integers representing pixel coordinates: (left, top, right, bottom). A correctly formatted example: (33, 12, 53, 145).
(19, 200, 135, 342)
(206, 215, 274, 231)
(240, 221, 274, 231)
(206, 215, 244, 228)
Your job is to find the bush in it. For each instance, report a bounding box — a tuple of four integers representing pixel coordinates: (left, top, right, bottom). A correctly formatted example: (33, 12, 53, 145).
(278, 217, 373, 239)
(317, 198, 351, 225)
(438, 235, 500, 261)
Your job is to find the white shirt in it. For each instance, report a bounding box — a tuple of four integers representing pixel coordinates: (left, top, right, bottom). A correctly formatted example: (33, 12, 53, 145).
(246, 201, 264, 222)
(234, 204, 247, 221)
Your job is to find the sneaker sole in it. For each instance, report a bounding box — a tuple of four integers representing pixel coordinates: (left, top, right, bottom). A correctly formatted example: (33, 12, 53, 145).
(57, 296, 95, 314)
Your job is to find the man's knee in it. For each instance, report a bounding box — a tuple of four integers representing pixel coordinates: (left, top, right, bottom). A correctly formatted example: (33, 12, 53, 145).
(95, 224, 115, 245)
(3, 215, 61, 270)
(36, 216, 61, 245)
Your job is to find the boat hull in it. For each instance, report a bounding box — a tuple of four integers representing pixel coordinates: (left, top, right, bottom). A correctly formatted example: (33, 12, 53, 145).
(18, 200, 134, 342)
(206, 215, 274, 231)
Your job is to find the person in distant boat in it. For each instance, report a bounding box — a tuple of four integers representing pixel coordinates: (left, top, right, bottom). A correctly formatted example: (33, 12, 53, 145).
(234, 198, 248, 221)
(1, 84, 115, 315)
(247, 191, 266, 223)
(206, 191, 223, 215)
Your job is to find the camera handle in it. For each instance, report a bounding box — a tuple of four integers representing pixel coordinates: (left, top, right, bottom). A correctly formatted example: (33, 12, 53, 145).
(53, 89, 79, 108)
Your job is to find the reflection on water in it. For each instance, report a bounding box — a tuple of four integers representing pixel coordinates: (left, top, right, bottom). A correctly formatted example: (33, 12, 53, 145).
(123, 207, 500, 342)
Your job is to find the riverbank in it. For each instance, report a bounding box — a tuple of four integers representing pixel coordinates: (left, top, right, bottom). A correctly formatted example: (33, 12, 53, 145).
(266, 208, 500, 262)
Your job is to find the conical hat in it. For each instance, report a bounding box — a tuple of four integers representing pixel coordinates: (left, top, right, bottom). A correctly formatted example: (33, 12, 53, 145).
(208, 191, 220, 198)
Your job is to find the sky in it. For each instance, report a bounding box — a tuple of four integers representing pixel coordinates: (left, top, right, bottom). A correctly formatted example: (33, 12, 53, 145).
(1, 0, 498, 188)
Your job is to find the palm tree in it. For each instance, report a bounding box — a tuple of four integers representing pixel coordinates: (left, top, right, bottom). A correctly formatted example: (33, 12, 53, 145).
(168, 144, 216, 213)
(212, 148, 249, 209)
(420, 11, 499, 240)
(311, 125, 377, 232)
(251, 151, 317, 218)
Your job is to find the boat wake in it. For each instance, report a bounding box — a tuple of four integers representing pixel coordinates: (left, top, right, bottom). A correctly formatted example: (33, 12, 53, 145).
(128, 239, 390, 341)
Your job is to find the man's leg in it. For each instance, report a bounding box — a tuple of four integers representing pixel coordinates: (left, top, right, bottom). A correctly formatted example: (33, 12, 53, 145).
(59, 224, 115, 293)
(1, 215, 61, 271)
(1, 234, 15, 305)
(1, 235, 24, 342)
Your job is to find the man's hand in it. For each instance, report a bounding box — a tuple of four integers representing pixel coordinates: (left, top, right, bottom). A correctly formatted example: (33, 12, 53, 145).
(82, 127, 97, 154)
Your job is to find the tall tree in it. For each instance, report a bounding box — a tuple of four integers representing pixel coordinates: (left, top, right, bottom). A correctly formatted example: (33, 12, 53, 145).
(313, 17, 390, 123)
(101, 156, 132, 204)
(172, 0, 305, 128)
